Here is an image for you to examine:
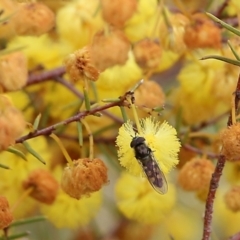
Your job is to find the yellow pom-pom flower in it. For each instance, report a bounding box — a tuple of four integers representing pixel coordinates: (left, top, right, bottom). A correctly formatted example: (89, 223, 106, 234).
(56, 0, 104, 49)
(41, 189, 102, 228)
(96, 51, 143, 99)
(8, 35, 72, 69)
(115, 172, 176, 224)
(0, 137, 51, 219)
(124, 0, 158, 42)
(173, 50, 237, 125)
(116, 117, 181, 176)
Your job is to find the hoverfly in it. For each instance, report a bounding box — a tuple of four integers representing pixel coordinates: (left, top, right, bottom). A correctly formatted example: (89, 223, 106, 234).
(130, 136, 168, 194)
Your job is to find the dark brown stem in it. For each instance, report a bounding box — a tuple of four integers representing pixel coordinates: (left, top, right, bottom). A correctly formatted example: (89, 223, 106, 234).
(27, 68, 124, 124)
(190, 111, 229, 132)
(228, 74, 240, 126)
(27, 66, 66, 85)
(15, 93, 128, 144)
(202, 155, 226, 240)
(214, 0, 230, 18)
(202, 74, 240, 240)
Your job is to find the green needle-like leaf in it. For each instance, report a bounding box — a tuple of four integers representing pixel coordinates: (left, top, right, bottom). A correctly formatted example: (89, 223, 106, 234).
(0, 231, 30, 240)
(0, 163, 10, 169)
(201, 55, 240, 67)
(227, 41, 240, 61)
(10, 216, 47, 228)
(77, 121, 83, 147)
(206, 12, 240, 37)
(83, 88, 91, 111)
(22, 142, 46, 164)
(120, 106, 128, 122)
(33, 113, 42, 131)
(6, 147, 27, 161)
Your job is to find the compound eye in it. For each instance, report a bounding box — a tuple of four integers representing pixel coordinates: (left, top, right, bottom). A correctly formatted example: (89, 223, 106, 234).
(130, 136, 146, 148)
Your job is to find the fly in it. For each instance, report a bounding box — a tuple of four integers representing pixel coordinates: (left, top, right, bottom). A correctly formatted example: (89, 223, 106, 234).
(130, 136, 168, 194)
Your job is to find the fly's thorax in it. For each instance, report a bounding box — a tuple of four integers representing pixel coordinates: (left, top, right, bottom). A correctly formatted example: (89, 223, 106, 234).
(134, 142, 151, 160)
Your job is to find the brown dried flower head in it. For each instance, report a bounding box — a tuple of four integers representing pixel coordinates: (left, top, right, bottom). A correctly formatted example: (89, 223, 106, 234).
(133, 39, 162, 70)
(61, 158, 108, 199)
(221, 123, 240, 162)
(64, 46, 100, 83)
(101, 0, 137, 28)
(0, 196, 13, 229)
(23, 169, 59, 205)
(0, 95, 25, 151)
(224, 185, 240, 212)
(159, 13, 189, 53)
(0, 0, 18, 39)
(183, 13, 222, 49)
(90, 28, 130, 71)
(0, 52, 28, 92)
(13, 2, 55, 36)
(178, 157, 215, 191)
(179, 0, 208, 13)
(133, 80, 165, 118)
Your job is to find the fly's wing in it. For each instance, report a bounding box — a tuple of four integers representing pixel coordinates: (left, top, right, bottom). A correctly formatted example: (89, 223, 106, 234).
(140, 154, 168, 194)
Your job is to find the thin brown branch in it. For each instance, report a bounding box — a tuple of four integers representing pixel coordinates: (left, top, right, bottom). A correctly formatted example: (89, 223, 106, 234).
(214, 0, 230, 18)
(15, 93, 128, 144)
(182, 144, 219, 159)
(27, 66, 66, 85)
(228, 75, 240, 126)
(191, 111, 229, 132)
(27, 68, 124, 124)
(202, 155, 226, 240)
(202, 74, 240, 240)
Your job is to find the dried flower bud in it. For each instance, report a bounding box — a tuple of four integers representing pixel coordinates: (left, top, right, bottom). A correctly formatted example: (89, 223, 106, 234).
(0, 52, 28, 92)
(133, 39, 162, 70)
(0, 95, 25, 151)
(179, 0, 208, 13)
(183, 13, 221, 49)
(159, 13, 189, 53)
(64, 46, 100, 83)
(13, 2, 55, 36)
(23, 169, 59, 204)
(61, 158, 108, 199)
(90, 28, 130, 71)
(178, 157, 215, 191)
(221, 123, 240, 162)
(224, 186, 240, 212)
(0, 0, 18, 39)
(101, 0, 137, 28)
(0, 196, 13, 229)
(134, 80, 165, 109)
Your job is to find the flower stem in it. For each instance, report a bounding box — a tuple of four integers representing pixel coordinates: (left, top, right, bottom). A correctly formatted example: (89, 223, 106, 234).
(128, 97, 142, 134)
(11, 187, 34, 212)
(81, 119, 94, 160)
(83, 77, 91, 111)
(119, 106, 128, 122)
(50, 133, 73, 167)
